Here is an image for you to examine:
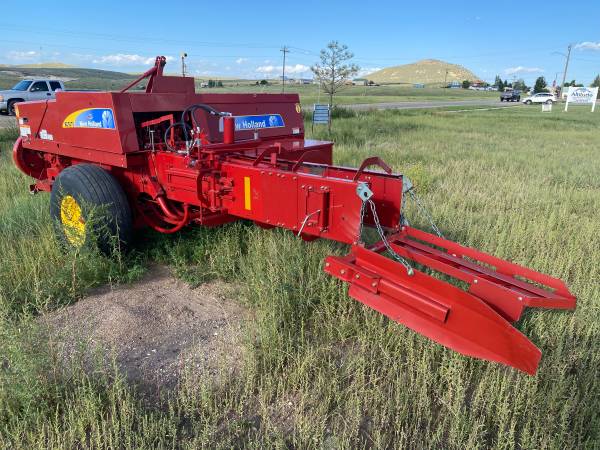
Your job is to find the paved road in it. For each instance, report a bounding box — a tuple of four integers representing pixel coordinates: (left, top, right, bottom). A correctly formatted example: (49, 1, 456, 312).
(345, 99, 520, 111)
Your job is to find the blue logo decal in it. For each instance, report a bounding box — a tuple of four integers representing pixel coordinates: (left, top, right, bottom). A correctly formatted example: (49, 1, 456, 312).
(233, 114, 285, 131)
(63, 108, 116, 129)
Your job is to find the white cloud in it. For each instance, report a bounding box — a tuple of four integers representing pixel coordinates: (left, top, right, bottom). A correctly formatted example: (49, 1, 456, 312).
(256, 65, 276, 74)
(575, 41, 600, 51)
(256, 63, 310, 76)
(356, 67, 382, 78)
(6, 50, 40, 61)
(235, 58, 248, 64)
(92, 53, 174, 66)
(504, 66, 544, 75)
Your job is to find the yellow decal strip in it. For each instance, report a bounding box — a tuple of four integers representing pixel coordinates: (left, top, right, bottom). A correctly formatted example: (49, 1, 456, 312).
(244, 176, 252, 210)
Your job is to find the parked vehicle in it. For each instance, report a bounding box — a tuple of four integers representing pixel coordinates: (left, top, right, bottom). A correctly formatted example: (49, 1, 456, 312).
(0, 79, 65, 115)
(522, 92, 557, 105)
(500, 89, 521, 102)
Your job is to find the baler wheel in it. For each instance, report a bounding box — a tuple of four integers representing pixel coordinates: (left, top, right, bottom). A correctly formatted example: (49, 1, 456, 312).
(50, 164, 133, 254)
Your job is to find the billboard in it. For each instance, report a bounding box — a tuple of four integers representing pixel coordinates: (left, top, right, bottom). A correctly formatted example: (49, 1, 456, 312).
(564, 86, 599, 112)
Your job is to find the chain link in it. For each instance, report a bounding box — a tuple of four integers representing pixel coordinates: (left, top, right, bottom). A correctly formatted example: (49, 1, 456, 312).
(407, 189, 444, 239)
(356, 197, 414, 276)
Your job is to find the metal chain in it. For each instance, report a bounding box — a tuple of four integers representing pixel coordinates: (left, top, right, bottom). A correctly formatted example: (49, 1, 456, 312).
(357, 199, 367, 242)
(407, 189, 444, 239)
(366, 199, 414, 276)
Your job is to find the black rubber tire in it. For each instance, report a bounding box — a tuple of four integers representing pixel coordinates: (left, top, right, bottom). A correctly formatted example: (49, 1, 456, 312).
(50, 164, 133, 254)
(525, 100, 532, 105)
(7, 100, 19, 116)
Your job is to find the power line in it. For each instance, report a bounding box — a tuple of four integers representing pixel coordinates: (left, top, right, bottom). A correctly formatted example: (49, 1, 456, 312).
(560, 44, 572, 90)
(281, 46, 289, 93)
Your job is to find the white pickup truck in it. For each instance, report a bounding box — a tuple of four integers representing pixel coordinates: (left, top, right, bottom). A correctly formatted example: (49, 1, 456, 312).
(0, 79, 65, 115)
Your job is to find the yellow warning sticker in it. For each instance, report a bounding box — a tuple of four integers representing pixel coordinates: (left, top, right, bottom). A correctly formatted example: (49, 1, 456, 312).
(244, 176, 251, 210)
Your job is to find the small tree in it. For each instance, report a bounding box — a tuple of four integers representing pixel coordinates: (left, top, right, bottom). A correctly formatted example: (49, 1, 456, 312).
(533, 76, 547, 93)
(311, 41, 359, 129)
(462, 80, 471, 89)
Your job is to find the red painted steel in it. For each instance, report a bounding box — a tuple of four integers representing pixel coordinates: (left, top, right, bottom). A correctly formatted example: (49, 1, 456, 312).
(11, 56, 577, 375)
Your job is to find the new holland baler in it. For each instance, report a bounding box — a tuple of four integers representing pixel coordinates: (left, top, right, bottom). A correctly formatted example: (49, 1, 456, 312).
(12, 57, 576, 375)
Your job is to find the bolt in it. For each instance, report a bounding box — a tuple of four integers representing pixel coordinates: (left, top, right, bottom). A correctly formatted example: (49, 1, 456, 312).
(473, 279, 478, 284)
(340, 269, 346, 275)
(518, 296, 523, 302)
(355, 274, 360, 279)
(293, 176, 298, 180)
(371, 282, 377, 287)
(325, 262, 330, 268)
(301, 184, 305, 189)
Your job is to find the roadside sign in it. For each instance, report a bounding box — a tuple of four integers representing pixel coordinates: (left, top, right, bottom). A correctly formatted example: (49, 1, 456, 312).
(542, 103, 552, 112)
(312, 104, 330, 131)
(564, 86, 598, 112)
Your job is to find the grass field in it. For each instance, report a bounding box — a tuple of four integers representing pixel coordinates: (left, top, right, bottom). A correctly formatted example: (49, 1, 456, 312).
(193, 83, 498, 106)
(0, 67, 497, 106)
(0, 105, 598, 448)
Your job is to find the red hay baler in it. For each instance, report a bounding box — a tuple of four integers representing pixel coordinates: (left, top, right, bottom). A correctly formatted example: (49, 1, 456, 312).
(12, 57, 576, 375)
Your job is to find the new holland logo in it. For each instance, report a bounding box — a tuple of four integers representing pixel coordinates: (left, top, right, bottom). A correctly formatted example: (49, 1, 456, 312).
(62, 108, 116, 129)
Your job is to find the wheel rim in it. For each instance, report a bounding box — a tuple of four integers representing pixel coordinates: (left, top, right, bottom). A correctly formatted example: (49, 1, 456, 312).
(60, 195, 86, 246)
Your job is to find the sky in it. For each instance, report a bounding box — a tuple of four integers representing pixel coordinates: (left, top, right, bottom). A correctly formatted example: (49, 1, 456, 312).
(2, 0, 600, 85)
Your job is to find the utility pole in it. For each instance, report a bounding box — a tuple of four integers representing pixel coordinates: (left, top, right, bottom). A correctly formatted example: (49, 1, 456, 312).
(559, 44, 572, 96)
(444, 69, 449, 85)
(281, 46, 289, 93)
(181, 52, 188, 77)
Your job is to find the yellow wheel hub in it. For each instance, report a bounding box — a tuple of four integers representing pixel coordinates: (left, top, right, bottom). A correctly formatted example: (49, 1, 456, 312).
(60, 195, 86, 246)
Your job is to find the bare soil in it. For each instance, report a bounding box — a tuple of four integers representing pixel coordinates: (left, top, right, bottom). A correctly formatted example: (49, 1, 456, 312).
(40, 265, 248, 400)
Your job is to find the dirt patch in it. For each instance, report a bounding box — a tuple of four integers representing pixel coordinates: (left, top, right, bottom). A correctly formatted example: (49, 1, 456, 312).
(40, 265, 248, 400)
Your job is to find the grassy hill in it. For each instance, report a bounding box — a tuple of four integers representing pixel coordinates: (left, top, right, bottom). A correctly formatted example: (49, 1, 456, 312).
(0, 66, 138, 90)
(366, 59, 481, 85)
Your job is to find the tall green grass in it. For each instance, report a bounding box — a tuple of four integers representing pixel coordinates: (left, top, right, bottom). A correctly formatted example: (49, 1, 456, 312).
(0, 106, 598, 448)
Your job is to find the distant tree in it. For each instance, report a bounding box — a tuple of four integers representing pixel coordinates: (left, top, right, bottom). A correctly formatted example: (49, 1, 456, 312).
(311, 41, 359, 129)
(592, 75, 600, 98)
(494, 75, 504, 91)
(208, 79, 215, 88)
(462, 80, 471, 89)
(217, 81, 224, 87)
(513, 79, 528, 91)
(259, 79, 269, 85)
(533, 76, 547, 93)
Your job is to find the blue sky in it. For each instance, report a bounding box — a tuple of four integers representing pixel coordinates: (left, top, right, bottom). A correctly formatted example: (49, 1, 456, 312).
(2, 0, 600, 85)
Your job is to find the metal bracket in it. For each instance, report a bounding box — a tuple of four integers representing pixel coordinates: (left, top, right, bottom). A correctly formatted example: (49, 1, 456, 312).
(356, 182, 373, 201)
